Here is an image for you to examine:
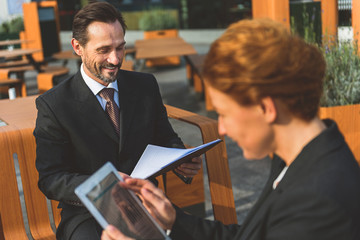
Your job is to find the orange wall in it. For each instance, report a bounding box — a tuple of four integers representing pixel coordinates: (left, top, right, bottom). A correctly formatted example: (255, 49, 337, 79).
(253, 0, 340, 41)
(353, 0, 360, 53)
(252, 0, 290, 29)
(320, 0, 338, 39)
(22, 1, 61, 62)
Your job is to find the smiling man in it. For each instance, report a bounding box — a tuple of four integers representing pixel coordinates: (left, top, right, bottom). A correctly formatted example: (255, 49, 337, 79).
(72, 20, 126, 84)
(33, 2, 201, 240)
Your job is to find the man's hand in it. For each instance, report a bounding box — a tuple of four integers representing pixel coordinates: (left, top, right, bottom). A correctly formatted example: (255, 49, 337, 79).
(174, 156, 202, 178)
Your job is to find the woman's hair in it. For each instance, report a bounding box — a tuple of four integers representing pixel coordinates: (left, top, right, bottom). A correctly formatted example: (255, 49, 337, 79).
(72, 1, 127, 46)
(203, 19, 325, 121)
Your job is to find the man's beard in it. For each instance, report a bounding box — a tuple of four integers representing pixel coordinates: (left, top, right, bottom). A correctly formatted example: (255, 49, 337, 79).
(87, 61, 121, 83)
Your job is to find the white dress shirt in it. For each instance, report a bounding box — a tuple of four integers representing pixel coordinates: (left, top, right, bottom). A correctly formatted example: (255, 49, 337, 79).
(80, 63, 120, 110)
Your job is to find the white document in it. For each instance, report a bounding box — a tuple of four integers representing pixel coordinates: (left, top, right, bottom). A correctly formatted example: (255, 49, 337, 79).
(130, 139, 222, 179)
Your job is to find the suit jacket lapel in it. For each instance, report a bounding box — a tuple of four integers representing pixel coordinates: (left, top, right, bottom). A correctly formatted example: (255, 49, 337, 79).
(73, 71, 119, 143)
(238, 156, 285, 238)
(117, 71, 138, 153)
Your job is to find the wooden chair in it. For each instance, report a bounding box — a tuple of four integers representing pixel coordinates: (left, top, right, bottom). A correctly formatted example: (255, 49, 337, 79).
(0, 97, 56, 240)
(162, 105, 237, 224)
(0, 96, 236, 239)
(0, 128, 30, 239)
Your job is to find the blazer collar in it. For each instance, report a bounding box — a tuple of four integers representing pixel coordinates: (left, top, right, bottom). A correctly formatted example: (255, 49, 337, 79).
(73, 71, 120, 143)
(238, 120, 345, 239)
(275, 119, 343, 190)
(72, 70, 140, 152)
(117, 70, 138, 153)
(238, 156, 285, 238)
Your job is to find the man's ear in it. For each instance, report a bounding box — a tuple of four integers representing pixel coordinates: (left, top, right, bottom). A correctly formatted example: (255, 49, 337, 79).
(260, 97, 277, 123)
(71, 38, 82, 56)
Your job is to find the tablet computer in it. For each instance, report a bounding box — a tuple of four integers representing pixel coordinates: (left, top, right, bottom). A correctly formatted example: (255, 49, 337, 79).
(75, 162, 168, 240)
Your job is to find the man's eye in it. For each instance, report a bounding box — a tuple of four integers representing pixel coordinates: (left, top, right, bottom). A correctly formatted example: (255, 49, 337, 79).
(98, 49, 109, 54)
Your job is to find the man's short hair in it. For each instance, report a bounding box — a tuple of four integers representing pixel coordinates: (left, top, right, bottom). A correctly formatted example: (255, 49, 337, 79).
(72, 1, 127, 46)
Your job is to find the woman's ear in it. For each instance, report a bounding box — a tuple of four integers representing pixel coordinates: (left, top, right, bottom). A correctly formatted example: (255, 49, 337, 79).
(260, 97, 277, 123)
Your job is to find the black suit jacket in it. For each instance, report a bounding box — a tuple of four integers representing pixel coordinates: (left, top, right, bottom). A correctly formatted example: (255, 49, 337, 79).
(34, 70, 184, 237)
(170, 120, 360, 240)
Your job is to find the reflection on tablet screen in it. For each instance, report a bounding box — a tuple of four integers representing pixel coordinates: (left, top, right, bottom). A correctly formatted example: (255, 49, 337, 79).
(86, 172, 165, 240)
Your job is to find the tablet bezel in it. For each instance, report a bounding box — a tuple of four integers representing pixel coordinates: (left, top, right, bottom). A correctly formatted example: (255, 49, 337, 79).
(75, 162, 168, 239)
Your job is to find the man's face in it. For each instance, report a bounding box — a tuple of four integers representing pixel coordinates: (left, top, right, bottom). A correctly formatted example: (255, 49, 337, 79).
(72, 20, 126, 86)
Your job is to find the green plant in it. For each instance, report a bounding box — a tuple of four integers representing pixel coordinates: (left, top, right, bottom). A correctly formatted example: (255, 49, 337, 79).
(138, 8, 178, 31)
(290, 2, 321, 44)
(0, 16, 24, 34)
(320, 40, 360, 107)
(290, 3, 360, 107)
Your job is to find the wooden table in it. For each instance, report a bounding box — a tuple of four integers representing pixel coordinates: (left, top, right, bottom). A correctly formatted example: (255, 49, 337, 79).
(0, 48, 42, 72)
(0, 39, 32, 47)
(0, 48, 41, 59)
(0, 95, 37, 129)
(135, 37, 197, 60)
(53, 50, 80, 60)
(52, 50, 81, 68)
(134, 37, 197, 70)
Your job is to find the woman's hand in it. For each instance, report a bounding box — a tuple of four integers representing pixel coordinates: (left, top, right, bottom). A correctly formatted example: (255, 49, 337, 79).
(101, 225, 134, 240)
(120, 178, 176, 230)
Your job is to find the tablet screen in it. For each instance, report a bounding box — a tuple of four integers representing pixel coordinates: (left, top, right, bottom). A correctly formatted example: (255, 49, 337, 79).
(75, 162, 167, 240)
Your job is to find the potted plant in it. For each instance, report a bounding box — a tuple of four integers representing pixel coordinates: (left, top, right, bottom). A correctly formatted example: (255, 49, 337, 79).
(0, 16, 24, 48)
(138, 7, 179, 38)
(318, 39, 360, 165)
(138, 7, 180, 67)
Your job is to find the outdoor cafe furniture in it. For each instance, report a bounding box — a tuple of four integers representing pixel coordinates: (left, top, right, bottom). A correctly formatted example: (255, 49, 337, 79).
(0, 48, 42, 71)
(0, 39, 32, 48)
(0, 48, 71, 97)
(0, 48, 42, 97)
(134, 37, 197, 70)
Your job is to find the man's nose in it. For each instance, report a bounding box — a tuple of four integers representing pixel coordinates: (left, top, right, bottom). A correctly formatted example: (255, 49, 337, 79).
(107, 50, 120, 65)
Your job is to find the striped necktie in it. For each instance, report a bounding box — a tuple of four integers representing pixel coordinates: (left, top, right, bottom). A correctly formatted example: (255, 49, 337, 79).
(99, 88, 120, 136)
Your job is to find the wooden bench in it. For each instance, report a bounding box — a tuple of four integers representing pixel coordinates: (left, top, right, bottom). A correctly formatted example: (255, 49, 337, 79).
(0, 65, 70, 95)
(0, 96, 236, 239)
(0, 59, 30, 68)
(0, 78, 25, 99)
(37, 66, 70, 94)
(0, 65, 34, 80)
(185, 54, 214, 111)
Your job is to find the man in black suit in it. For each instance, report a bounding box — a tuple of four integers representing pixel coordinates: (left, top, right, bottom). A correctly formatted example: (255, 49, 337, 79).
(34, 2, 201, 239)
(101, 19, 360, 240)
